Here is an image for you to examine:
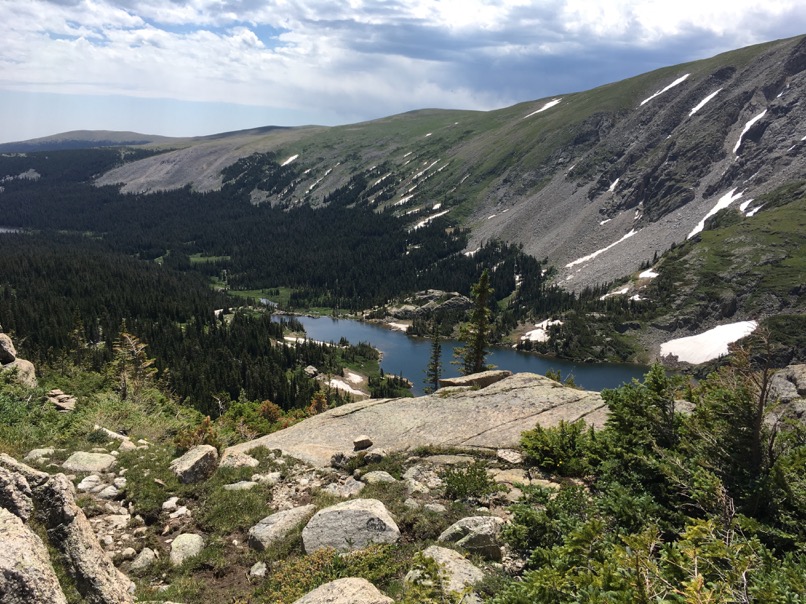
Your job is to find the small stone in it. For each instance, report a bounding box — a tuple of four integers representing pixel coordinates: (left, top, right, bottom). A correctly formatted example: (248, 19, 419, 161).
(169, 445, 218, 484)
(170, 533, 204, 566)
(252, 471, 282, 485)
(120, 547, 137, 561)
(169, 506, 190, 519)
(223, 480, 258, 491)
(119, 440, 138, 453)
(130, 547, 157, 572)
(23, 448, 55, 463)
(63, 451, 117, 473)
(250, 561, 268, 578)
(323, 477, 365, 498)
(77, 475, 103, 492)
(96, 485, 120, 500)
(248, 505, 317, 552)
(362, 471, 396, 485)
(496, 449, 524, 465)
(219, 451, 260, 469)
(423, 503, 447, 513)
(113, 477, 127, 489)
(353, 435, 373, 451)
(162, 496, 179, 511)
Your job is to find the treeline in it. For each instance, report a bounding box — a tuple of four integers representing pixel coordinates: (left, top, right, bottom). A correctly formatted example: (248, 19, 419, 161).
(0, 234, 367, 415)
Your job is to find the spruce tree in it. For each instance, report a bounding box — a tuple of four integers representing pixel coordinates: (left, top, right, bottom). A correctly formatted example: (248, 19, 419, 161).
(424, 317, 442, 393)
(456, 269, 494, 375)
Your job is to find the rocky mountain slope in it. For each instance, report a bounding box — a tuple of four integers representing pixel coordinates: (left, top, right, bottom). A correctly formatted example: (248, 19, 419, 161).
(20, 34, 789, 290)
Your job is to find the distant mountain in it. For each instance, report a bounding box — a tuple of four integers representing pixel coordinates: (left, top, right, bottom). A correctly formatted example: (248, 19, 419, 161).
(0, 130, 183, 152)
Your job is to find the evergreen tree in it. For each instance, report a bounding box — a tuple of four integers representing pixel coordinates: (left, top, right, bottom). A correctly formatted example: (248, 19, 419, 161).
(424, 317, 442, 393)
(456, 269, 493, 375)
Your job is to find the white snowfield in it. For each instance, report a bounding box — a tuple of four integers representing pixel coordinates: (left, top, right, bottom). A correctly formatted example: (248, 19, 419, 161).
(521, 319, 563, 343)
(566, 229, 638, 268)
(689, 89, 722, 117)
(600, 286, 630, 300)
(281, 154, 299, 167)
(523, 98, 562, 119)
(639, 269, 659, 279)
(412, 209, 450, 230)
(640, 74, 689, 106)
(688, 188, 743, 239)
(733, 109, 767, 154)
(660, 321, 758, 364)
(327, 377, 365, 397)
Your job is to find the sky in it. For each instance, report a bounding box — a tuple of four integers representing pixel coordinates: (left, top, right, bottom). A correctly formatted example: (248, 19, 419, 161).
(1, 0, 805, 143)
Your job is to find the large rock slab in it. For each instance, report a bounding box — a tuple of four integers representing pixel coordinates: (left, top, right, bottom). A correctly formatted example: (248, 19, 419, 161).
(302, 499, 399, 553)
(0, 508, 69, 604)
(1, 358, 37, 388)
(225, 373, 607, 466)
(62, 452, 117, 474)
(169, 445, 218, 484)
(438, 369, 512, 389)
(292, 577, 393, 604)
(248, 505, 316, 552)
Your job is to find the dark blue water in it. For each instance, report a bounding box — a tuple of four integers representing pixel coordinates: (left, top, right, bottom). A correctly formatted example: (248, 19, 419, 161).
(286, 315, 647, 395)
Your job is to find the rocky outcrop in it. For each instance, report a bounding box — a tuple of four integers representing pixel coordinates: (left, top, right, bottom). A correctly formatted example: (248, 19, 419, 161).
(769, 364, 806, 421)
(0, 333, 15, 364)
(169, 445, 218, 483)
(438, 369, 512, 390)
(226, 372, 607, 467)
(0, 466, 34, 522)
(292, 577, 393, 604)
(248, 505, 316, 552)
(0, 454, 135, 604)
(0, 508, 69, 604)
(302, 499, 400, 553)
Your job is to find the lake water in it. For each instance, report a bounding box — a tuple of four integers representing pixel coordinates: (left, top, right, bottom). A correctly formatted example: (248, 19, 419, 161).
(286, 315, 647, 395)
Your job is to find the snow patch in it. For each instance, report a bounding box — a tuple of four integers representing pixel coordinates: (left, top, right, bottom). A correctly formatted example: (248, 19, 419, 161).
(639, 269, 659, 279)
(688, 89, 722, 117)
(328, 378, 365, 397)
(566, 229, 638, 268)
(344, 370, 364, 384)
(394, 194, 415, 206)
(640, 74, 689, 106)
(745, 204, 765, 217)
(733, 110, 767, 154)
(687, 189, 743, 239)
(425, 133, 432, 137)
(464, 248, 480, 257)
(608, 178, 619, 192)
(488, 214, 497, 220)
(660, 321, 758, 364)
(432, 203, 442, 210)
(600, 286, 630, 300)
(599, 218, 612, 226)
(413, 209, 450, 230)
(387, 322, 409, 332)
(523, 98, 562, 119)
(281, 154, 299, 167)
(521, 319, 563, 343)
(739, 199, 753, 213)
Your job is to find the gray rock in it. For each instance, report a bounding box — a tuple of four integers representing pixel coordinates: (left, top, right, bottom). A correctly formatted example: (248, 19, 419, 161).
(0, 333, 16, 363)
(169, 445, 218, 484)
(353, 435, 373, 451)
(250, 561, 268, 578)
(407, 545, 484, 602)
(170, 533, 204, 566)
(423, 503, 447, 513)
(438, 516, 505, 561)
(118, 440, 138, 453)
(96, 486, 120, 500)
(77, 475, 104, 492)
(0, 507, 69, 604)
(92, 425, 128, 442)
(438, 370, 512, 389)
(496, 449, 524, 465)
(23, 448, 55, 463)
(322, 477, 365, 498)
(223, 481, 258, 491)
(251, 471, 282, 485)
(1, 358, 37, 388)
(437, 516, 504, 561)
(403, 465, 443, 494)
(119, 547, 137, 561)
(225, 373, 607, 467)
(248, 505, 316, 552)
(219, 451, 260, 469)
(362, 471, 396, 484)
(62, 452, 117, 474)
(302, 499, 400, 553)
(291, 577, 393, 604)
(129, 547, 157, 572)
(0, 466, 33, 521)
(32, 472, 136, 603)
(161, 496, 180, 511)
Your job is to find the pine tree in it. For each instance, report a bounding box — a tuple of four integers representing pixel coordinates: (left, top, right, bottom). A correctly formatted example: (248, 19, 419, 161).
(424, 317, 442, 393)
(456, 269, 494, 375)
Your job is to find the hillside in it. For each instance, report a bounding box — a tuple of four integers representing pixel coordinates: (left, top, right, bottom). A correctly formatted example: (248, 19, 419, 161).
(66, 34, 806, 292)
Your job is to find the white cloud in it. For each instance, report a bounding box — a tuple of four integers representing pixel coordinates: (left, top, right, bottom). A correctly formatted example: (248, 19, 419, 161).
(0, 0, 804, 140)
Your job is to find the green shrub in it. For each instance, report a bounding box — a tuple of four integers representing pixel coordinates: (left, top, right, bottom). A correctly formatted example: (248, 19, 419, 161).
(441, 460, 502, 501)
(520, 420, 594, 477)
